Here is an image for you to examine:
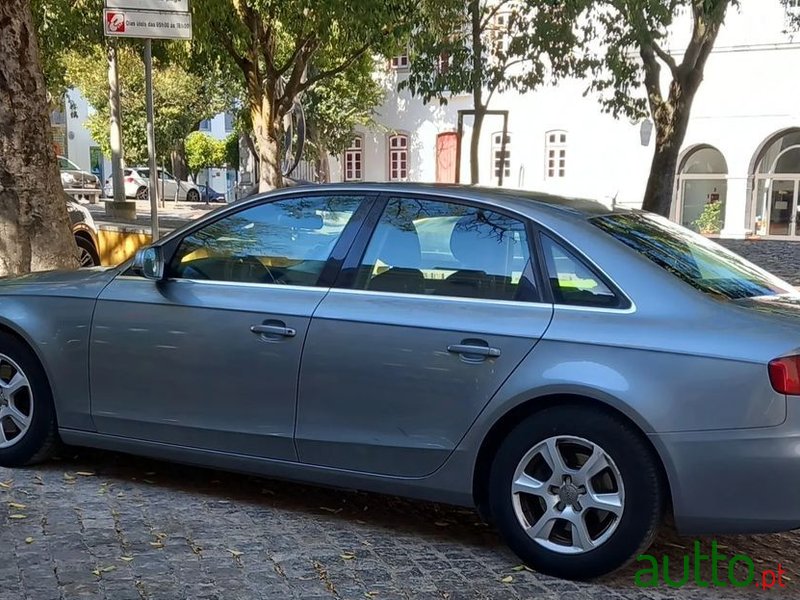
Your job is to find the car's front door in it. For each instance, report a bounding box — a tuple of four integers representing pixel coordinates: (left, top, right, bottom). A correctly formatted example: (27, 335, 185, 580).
(295, 195, 554, 477)
(90, 193, 369, 460)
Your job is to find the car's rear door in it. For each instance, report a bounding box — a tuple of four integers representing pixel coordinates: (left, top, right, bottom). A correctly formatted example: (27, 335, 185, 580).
(295, 193, 554, 477)
(90, 192, 373, 460)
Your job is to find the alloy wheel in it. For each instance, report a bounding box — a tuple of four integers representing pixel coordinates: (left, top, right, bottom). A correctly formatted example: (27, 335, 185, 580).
(78, 245, 96, 267)
(511, 435, 624, 555)
(0, 354, 33, 448)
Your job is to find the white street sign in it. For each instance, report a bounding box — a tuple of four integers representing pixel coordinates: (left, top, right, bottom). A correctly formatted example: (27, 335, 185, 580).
(105, 0, 189, 12)
(103, 8, 192, 39)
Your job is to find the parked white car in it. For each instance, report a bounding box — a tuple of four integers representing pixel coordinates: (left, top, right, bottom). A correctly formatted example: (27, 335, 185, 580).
(103, 167, 201, 203)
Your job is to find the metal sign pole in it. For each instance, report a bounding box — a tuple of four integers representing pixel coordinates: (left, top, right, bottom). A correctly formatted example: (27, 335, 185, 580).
(144, 38, 159, 241)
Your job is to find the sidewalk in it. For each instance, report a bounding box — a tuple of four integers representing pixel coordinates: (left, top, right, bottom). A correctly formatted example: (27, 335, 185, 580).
(86, 199, 220, 234)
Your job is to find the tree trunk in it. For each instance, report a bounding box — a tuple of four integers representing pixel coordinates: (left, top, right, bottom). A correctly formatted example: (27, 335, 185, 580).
(468, 0, 484, 185)
(0, 0, 77, 277)
(641, 84, 696, 217)
(470, 108, 485, 185)
(250, 94, 283, 192)
(171, 139, 188, 181)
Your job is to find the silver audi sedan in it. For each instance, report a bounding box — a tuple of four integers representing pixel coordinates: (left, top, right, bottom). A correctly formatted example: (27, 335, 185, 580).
(1, 183, 799, 580)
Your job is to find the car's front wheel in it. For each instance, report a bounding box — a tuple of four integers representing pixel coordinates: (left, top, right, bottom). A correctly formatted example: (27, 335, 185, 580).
(488, 405, 663, 580)
(75, 235, 100, 267)
(135, 186, 148, 200)
(0, 333, 59, 467)
(186, 189, 200, 203)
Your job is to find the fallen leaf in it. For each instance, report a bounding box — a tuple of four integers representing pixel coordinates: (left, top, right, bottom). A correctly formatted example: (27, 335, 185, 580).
(9, 514, 27, 520)
(76, 471, 95, 477)
(101, 565, 116, 573)
(120, 556, 134, 562)
(63, 473, 76, 481)
(33, 476, 43, 486)
(142, 479, 155, 485)
(91, 569, 100, 577)
(227, 549, 243, 558)
(500, 575, 513, 584)
(149, 542, 163, 549)
(0, 480, 12, 489)
(434, 521, 449, 527)
(320, 506, 342, 514)
(340, 553, 356, 560)
(8, 502, 26, 509)
(24, 537, 34, 544)
(365, 593, 379, 598)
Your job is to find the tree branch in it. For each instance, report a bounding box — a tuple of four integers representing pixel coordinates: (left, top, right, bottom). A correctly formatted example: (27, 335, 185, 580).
(650, 39, 678, 76)
(276, 33, 316, 77)
(480, 0, 514, 31)
(210, 22, 251, 76)
(297, 42, 371, 93)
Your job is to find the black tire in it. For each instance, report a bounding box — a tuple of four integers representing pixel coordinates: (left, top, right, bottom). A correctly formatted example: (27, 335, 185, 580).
(135, 186, 148, 200)
(0, 333, 60, 467)
(186, 189, 200, 203)
(75, 235, 100, 267)
(488, 405, 663, 581)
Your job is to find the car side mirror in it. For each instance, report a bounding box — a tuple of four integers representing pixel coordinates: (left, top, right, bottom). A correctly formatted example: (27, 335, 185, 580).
(132, 246, 165, 280)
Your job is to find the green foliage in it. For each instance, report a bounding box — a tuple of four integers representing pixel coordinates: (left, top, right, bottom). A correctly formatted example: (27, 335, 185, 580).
(225, 133, 240, 171)
(190, 0, 416, 187)
(303, 55, 384, 158)
(185, 132, 227, 179)
(64, 46, 229, 164)
(693, 200, 724, 234)
(402, 0, 582, 106)
(32, 0, 105, 104)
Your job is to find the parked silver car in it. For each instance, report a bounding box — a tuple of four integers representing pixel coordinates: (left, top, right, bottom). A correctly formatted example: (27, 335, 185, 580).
(58, 156, 100, 192)
(66, 196, 100, 267)
(103, 167, 201, 202)
(1, 183, 799, 580)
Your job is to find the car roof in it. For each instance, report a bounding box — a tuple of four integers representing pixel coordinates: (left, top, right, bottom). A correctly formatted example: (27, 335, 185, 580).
(276, 182, 626, 220)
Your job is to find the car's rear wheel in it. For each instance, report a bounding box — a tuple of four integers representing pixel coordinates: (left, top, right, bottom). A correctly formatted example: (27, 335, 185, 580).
(135, 186, 148, 200)
(0, 333, 59, 467)
(186, 189, 200, 203)
(488, 405, 663, 580)
(75, 236, 100, 267)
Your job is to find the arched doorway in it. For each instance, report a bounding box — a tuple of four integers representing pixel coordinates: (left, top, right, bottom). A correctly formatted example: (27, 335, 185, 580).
(676, 145, 728, 233)
(751, 128, 800, 236)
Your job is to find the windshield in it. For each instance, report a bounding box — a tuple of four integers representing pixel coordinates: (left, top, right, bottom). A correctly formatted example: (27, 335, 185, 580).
(58, 156, 80, 171)
(591, 212, 796, 300)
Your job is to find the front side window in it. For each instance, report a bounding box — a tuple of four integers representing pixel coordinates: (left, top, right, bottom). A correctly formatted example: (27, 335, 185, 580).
(169, 195, 363, 286)
(592, 213, 795, 300)
(355, 197, 537, 302)
(59, 157, 79, 171)
(540, 234, 618, 308)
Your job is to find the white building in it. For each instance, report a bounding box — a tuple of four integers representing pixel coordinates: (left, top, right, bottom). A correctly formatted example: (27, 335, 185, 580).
(329, 0, 800, 240)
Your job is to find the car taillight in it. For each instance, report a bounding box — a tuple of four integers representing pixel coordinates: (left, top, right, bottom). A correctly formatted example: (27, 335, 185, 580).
(124, 176, 134, 183)
(769, 356, 800, 395)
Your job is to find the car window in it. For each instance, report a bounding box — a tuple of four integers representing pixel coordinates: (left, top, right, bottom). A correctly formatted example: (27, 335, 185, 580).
(136, 169, 150, 178)
(591, 212, 795, 300)
(169, 195, 364, 286)
(540, 234, 619, 308)
(354, 197, 538, 302)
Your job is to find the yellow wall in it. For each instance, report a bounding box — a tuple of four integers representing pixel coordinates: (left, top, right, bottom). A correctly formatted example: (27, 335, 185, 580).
(98, 228, 152, 266)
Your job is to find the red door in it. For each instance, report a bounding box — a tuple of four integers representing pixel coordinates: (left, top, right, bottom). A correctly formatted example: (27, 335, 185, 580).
(436, 132, 458, 183)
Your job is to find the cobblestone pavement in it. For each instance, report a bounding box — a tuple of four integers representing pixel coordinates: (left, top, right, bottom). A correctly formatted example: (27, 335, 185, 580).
(1, 449, 797, 599)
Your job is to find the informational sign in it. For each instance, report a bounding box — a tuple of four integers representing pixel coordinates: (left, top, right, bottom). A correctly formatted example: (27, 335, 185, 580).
(103, 8, 192, 39)
(105, 0, 189, 11)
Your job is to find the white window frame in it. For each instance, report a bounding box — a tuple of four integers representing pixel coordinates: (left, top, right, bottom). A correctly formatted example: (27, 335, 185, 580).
(491, 131, 511, 181)
(388, 134, 409, 182)
(344, 136, 364, 182)
(545, 130, 568, 179)
(390, 53, 409, 70)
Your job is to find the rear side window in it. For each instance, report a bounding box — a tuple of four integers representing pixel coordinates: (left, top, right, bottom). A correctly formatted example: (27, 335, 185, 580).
(354, 197, 538, 302)
(540, 234, 620, 308)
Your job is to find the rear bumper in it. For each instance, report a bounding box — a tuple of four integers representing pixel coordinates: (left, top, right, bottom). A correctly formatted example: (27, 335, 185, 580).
(652, 401, 800, 534)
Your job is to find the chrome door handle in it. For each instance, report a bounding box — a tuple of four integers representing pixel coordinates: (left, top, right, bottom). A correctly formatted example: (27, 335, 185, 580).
(447, 344, 501, 358)
(250, 324, 296, 338)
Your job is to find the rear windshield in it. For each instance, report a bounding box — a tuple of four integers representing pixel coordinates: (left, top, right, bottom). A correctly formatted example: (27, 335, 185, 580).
(591, 212, 795, 300)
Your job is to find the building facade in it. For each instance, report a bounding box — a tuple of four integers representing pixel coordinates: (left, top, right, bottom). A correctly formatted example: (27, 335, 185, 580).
(330, 0, 800, 240)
